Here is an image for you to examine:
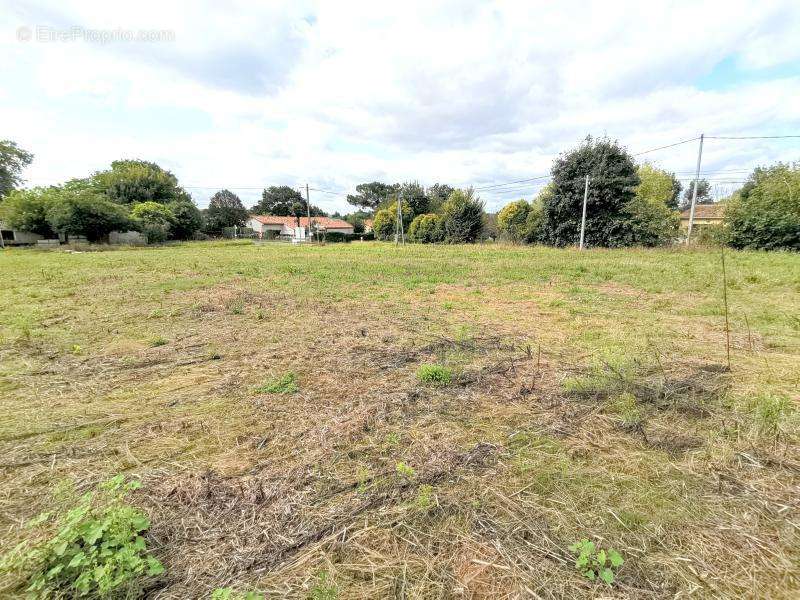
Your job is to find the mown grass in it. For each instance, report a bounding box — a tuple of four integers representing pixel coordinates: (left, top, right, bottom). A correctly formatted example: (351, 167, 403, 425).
(0, 240, 798, 598)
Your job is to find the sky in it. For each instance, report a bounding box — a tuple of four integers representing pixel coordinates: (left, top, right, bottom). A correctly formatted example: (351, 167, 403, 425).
(2, 0, 800, 213)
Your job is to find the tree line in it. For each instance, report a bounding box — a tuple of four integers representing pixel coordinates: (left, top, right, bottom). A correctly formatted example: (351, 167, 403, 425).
(494, 137, 798, 251)
(1, 137, 796, 250)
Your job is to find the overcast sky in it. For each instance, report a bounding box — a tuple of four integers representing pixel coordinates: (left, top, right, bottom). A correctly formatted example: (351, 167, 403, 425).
(2, 1, 799, 212)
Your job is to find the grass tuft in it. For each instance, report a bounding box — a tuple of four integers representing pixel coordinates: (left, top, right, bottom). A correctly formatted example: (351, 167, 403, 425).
(254, 372, 299, 394)
(416, 364, 452, 386)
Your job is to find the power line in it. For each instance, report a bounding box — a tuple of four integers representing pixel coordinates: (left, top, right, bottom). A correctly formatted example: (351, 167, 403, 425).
(473, 174, 551, 191)
(705, 134, 800, 140)
(632, 136, 699, 156)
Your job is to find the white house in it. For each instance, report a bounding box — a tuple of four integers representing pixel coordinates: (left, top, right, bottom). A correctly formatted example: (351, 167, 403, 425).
(246, 215, 354, 239)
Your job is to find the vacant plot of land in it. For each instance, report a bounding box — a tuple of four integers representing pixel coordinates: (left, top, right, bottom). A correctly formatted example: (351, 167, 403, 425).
(1, 241, 798, 598)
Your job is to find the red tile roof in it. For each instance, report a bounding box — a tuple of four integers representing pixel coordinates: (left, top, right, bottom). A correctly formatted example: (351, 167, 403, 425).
(680, 204, 726, 220)
(251, 215, 353, 229)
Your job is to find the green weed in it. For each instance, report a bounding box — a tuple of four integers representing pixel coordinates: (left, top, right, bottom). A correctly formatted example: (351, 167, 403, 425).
(416, 364, 452, 386)
(308, 569, 338, 599)
(0, 475, 163, 598)
(149, 336, 167, 347)
(254, 372, 299, 394)
(395, 461, 416, 479)
(569, 539, 624, 585)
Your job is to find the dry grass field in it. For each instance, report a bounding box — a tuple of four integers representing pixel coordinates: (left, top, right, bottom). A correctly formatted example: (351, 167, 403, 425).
(1, 240, 799, 598)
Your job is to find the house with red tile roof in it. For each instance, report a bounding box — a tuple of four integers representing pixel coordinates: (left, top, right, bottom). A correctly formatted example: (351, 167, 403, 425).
(246, 215, 354, 239)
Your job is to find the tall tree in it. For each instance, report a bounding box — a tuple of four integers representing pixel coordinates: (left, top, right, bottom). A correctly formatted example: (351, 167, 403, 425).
(398, 181, 429, 217)
(346, 182, 399, 212)
(440, 188, 485, 243)
(637, 164, 682, 210)
(91, 160, 189, 205)
(681, 178, 712, 208)
(252, 186, 327, 216)
(426, 183, 454, 213)
(204, 189, 248, 234)
(253, 185, 302, 215)
(539, 137, 640, 248)
(0, 140, 34, 199)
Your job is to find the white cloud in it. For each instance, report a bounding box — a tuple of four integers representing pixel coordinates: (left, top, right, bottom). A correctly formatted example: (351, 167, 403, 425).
(1, 0, 799, 212)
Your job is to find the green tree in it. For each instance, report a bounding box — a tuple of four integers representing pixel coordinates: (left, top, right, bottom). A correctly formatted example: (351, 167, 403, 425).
(624, 195, 680, 246)
(726, 162, 800, 251)
(168, 198, 204, 240)
(204, 189, 248, 235)
(427, 183, 454, 213)
(0, 140, 34, 199)
(131, 201, 175, 243)
(408, 213, 443, 243)
(682, 178, 712, 208)
(637, 164, 682, 210)
(372, 208, 395, 240)
(346, 182, 399, 212)
(387, 201, 413, 231)
(91, 160, 189, 205)
(540, 137, 640, 248)
(46, 189, 132, 242)
(0, 187, 57, 236)
(497, 200, 531, 243)
(440, 188, 484, 243)
(398, 182, 429, 217)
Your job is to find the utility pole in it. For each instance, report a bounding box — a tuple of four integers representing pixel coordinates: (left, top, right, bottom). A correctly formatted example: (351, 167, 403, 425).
(579, 174, 590, 250)
(305, 183, 313, 242)
(686, 133, 705, 245)
(395, 195, 405, 245)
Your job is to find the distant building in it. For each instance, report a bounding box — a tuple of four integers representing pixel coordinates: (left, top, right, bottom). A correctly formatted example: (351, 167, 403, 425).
(0, 221, 44, 246)
(363, 218, 374, 233)
(245, 215, 354, 239)
(680, 203, 726, 228)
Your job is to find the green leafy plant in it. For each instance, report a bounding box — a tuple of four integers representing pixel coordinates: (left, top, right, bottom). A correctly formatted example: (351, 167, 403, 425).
(148, 336, 167, 347)
(308, 569, 338, 600)
(415, 484, 435, 510)
(395, 461, 416, 479)
(254, 372, 299, 394)
(1, 475, 163, 598)
(416, 364, 452, 386)
(569, 539, 623, 585)
(211, 587, 265, 600)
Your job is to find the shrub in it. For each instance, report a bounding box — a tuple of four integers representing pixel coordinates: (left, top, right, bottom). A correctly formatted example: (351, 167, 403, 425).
(408, 213, 443, 243)
(497, 200, 531, 243)
(167, 199, 204, 240)
(440, 189, 485, 243)
(623, 194, 680, 246)
(417, 364, 452, 386)
(371, 208, 395, 240)
(254, 372, 299, 394)
(345, 231, 374, 242)
(726, 162, 800, 251)
(323, 231, 349, 243)
(0, 476, 163, 598)
(569, 539, 624, 585)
